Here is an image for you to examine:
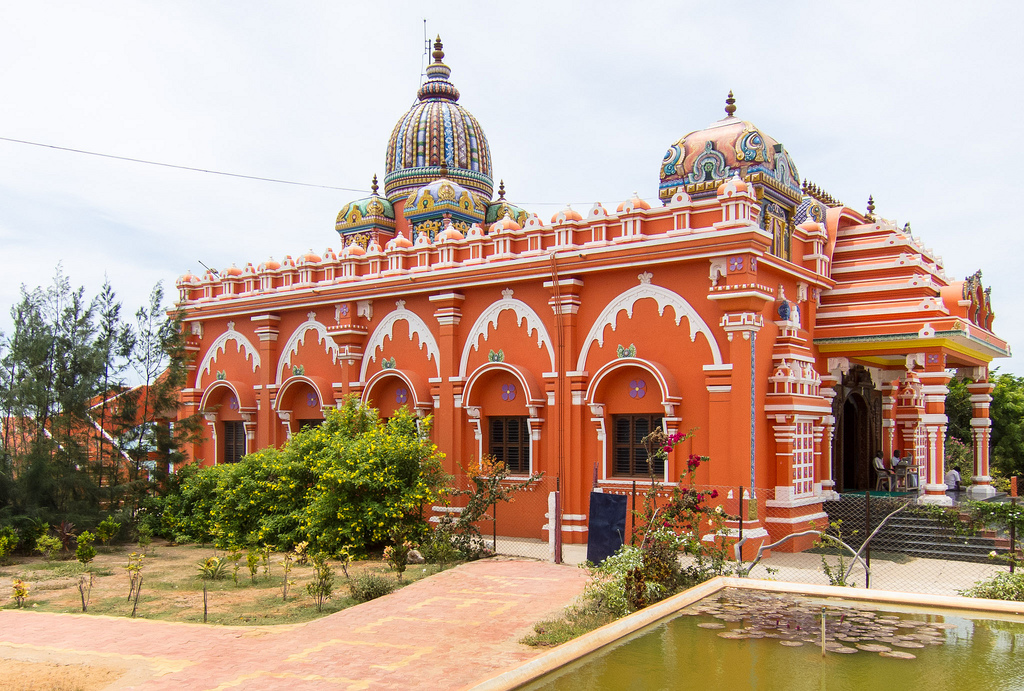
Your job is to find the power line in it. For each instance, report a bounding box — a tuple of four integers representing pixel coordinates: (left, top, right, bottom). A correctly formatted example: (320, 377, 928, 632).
(0, 135, 661, 208)
(0, 136, 368, 193)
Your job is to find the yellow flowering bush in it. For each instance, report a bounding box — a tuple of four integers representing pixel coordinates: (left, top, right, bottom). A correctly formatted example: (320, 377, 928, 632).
(151, 397, 446, 556)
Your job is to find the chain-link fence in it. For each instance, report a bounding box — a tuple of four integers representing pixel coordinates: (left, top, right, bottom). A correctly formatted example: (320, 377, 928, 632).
(747, 489, 1020, 596)
(431, 476, 1021, 597)
(428, 475, 559, 562)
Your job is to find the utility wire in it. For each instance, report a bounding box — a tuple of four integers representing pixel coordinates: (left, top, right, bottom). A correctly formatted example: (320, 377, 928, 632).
(0, 134, 660, 207)
(0, 136, 368, 193)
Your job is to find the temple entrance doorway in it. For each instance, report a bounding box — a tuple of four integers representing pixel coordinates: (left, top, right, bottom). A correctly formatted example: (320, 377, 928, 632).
(833, 365, 883, 492)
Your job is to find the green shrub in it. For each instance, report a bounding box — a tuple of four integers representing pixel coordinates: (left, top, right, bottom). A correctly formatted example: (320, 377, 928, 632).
(349, 573, 396, 603)
(307, 553, 335, 611)
(960, 572, 1024, 601)
(150, 399, 446, 556)
(35, 535, 62, 561)
(75, 531, 97, 567)
(0, 526, 17, 564)
(156, 462, 223, 544)
(95, 516, 120, 547)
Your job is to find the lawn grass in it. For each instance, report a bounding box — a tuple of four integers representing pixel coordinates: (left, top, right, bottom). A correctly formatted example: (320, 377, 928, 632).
(521, 601, 616, 647)
(0, 540, 445, 625)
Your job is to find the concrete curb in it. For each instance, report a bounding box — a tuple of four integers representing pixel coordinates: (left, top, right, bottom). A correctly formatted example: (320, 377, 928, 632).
(468, 576, 1024, 690)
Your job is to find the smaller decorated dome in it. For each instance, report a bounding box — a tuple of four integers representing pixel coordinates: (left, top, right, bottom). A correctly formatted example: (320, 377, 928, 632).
(242, 262, 256, 276)
(385, 230, 414, 251)
(404, 169, 487, 240)
(616, 192, 652, 213)
(259, 257, 281, 272)
(300, 250, 322, 264)
(177, 270, 199, 285)
(551, 205, 583, 223)
(336, 175, 397, 237)
(343, 238, 366, 257)
(436, 219, 465, 243)
(366, 239, 383, 255)
(485, 181, 529, 227)
(224, 264, 243, 277)
(717, 174, 749, 197)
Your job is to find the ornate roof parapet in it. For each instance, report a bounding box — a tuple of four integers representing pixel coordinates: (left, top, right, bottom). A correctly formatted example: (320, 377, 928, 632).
(800, 179, 843, 208)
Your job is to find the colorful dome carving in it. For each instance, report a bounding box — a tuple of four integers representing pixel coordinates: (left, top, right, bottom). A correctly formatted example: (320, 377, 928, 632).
(384, 37, 493, 203)
(485, 181, 528, 227)
(336, 175, 396, 237)
(658, 92, 800, 203)
(403, 171, 487, 240)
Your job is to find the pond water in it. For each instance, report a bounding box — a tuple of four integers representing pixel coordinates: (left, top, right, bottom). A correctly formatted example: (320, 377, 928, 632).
(520, 589, 1024, 691)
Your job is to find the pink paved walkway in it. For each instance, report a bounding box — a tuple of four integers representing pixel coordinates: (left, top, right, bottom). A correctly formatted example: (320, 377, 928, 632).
(0, 559, 588, 690)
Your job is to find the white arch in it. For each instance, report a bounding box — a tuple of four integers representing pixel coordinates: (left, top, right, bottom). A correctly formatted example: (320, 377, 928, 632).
(276, 312, 341, 384)
(274, 375, 328, 412)
(576, 272, 722, 371)
(462, 361, 546, 408)
(459, 289, 556, 377)
(362, 369, 432, 411)
(197, 322, 260, 387)
(359, 300, 441, 381)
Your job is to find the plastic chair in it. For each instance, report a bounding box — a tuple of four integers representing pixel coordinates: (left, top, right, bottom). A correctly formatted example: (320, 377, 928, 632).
(872, 456, 894, 491)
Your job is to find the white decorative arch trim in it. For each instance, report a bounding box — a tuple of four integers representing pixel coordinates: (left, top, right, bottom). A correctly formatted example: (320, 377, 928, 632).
(276, 312, 341, 384)
(584, 357, 682, 410)
(462, 362, 546, 409)
(576, 273, 723, 371)
(359, 300, 441, 381)
(362, 369, 433, 411)
(458, 289, 556, 377)
(273, 375, 327, 413)
(197, 322, 260, 387)
(199, 379, 243, 412)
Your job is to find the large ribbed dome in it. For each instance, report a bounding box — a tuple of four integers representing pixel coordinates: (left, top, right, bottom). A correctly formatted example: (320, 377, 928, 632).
(383, 37, 494, 203)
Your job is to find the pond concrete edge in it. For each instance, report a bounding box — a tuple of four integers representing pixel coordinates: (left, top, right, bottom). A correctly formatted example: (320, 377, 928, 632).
(467, 576, 1024, 691)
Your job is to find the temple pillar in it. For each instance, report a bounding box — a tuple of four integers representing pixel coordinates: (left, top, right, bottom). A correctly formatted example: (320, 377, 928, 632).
(430, 292, 464, 474)
(967, 379, 996, 499)
(918, 369, 953, 506)
(251, 314, 280, 449)
(546, 276, 584, 544)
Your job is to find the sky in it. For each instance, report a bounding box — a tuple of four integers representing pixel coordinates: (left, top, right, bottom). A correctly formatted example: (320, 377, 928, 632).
(1, 1, 1021, 375)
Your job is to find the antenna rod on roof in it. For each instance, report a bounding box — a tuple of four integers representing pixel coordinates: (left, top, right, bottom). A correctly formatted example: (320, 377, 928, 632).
(420, 19, 429, 86)
(198, 260, 218, 276)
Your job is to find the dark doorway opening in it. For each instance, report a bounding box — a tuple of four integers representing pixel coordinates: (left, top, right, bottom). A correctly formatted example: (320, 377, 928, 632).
(833, 365, 883, 492)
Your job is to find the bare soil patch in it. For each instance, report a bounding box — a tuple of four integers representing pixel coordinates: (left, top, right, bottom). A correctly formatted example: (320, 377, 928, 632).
(0, 660, 123, 691)
(0, 540, 439, 626)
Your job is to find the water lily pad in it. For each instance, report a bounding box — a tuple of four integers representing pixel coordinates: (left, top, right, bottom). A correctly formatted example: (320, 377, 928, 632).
(698, 622, 725, 629)
(780, 640, 804, 647)
(879, 650, 916, 659)
(856, 644, 892, 652)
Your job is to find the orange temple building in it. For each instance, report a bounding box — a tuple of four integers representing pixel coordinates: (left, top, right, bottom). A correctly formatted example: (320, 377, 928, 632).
(174, 38, 1009, 554)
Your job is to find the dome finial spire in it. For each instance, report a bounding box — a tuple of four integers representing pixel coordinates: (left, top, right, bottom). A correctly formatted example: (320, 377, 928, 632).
(433, 35, 445, 63)
(498, 180, 506, 200)
(866, 194, 875, 217)
(370, 174, 379, 195)
(725, 90, 737, 117)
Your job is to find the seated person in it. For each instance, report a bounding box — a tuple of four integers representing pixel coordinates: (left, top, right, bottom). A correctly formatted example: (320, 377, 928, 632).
(944, 468, 962, 492)
(891, 449, 905, 468)
(873, 452, 896, 489)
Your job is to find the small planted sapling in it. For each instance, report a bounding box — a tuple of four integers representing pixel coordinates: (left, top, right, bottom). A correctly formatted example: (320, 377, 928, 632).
(95, 516, 120, 549)
(75, 531, 97, 612)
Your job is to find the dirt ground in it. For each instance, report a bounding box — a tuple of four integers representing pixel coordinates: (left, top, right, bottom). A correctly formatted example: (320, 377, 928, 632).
(0, 540, 433, 626)
(0, 659, 124, 691)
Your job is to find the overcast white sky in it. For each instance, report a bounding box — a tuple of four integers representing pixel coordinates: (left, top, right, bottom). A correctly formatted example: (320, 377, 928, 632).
(1, 1, 1021, 375)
